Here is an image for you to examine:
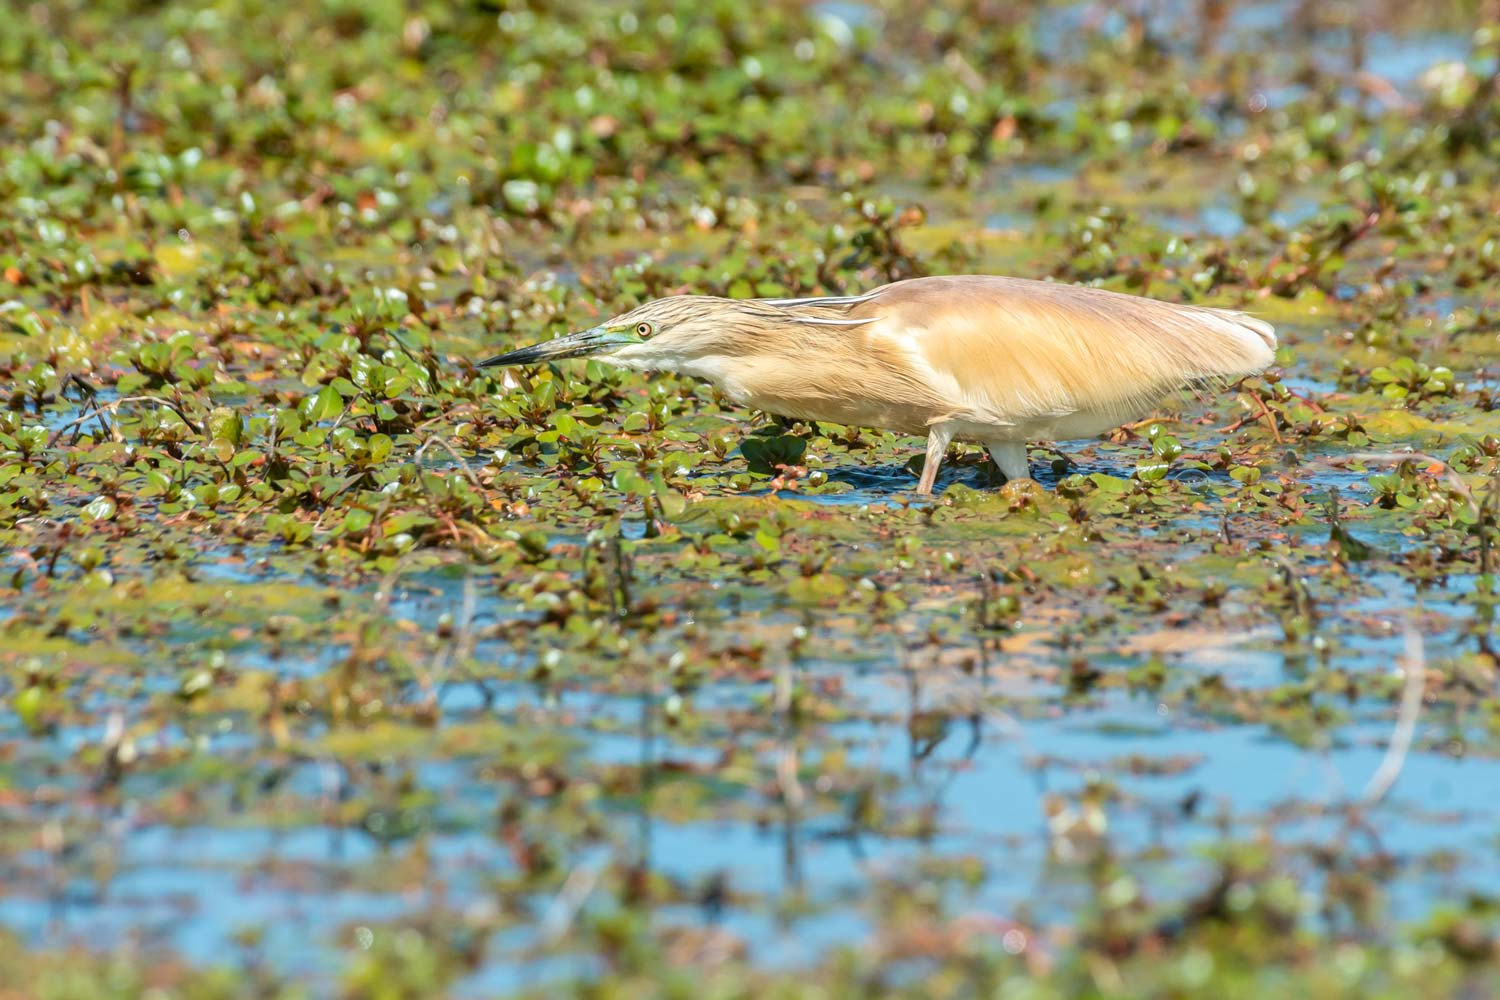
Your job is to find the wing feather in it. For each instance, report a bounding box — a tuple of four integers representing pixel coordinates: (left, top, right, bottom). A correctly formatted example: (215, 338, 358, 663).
(848, 275, 1276, 421)
(760, 291, 881, 308)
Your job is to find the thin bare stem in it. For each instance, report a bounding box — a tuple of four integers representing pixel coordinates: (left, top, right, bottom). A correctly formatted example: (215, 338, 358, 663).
(414, 434, 485, 490)
(1362, 629, 1426, 806)
(45, 394, 204, 447)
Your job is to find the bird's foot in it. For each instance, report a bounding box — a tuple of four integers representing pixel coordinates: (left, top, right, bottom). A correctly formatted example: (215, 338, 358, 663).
(914, 463, 940, 496)
(916, 424, 955, 496)
(984, 441, 1030, 484)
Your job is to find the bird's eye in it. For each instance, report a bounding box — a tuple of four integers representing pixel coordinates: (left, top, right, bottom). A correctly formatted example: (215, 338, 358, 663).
(635, 322, 653, 337)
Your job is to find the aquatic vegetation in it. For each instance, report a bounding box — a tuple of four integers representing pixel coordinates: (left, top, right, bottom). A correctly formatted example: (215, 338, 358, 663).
(3, 0, 1500, 997)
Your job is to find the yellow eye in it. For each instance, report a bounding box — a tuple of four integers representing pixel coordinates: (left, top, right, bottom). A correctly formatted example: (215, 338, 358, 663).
(635, 322, 653, 337)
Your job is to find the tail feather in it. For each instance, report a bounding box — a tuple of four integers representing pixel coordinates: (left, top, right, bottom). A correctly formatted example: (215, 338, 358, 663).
(1193, 306, 1277, 376)
(1219, 310, 1277, 351)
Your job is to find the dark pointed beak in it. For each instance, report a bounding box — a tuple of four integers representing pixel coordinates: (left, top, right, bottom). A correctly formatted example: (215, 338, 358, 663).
(478, 327, 639, 368)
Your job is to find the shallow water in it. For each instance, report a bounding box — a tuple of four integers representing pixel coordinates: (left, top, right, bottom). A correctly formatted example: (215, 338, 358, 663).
(2, 484, 1483, 990)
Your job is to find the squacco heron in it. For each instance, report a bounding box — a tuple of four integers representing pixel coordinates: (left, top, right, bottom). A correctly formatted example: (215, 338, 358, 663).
(480, 275, 1276, 494)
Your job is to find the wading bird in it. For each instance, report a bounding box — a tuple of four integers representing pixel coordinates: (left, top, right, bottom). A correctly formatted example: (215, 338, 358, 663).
(480, 275, 1276, 494)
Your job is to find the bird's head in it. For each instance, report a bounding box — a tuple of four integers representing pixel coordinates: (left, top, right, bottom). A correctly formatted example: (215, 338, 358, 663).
(478, 293, 872, 375)
(477, 296, 751, 373)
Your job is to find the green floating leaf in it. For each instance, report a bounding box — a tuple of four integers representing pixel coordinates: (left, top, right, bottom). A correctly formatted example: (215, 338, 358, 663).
(1134, 460, 1171, 483)
(613, 469, 650, 496)
(1150, 434, 1183, 461)
(740, 434, 807, 473)
(13, 686, 45, 731)
(651, 471, 687, 520)
(301, 384, 344, 423)
(82, 495, 116, 522)
(208, 407, 243, 445)
(367, 434, 394, 464)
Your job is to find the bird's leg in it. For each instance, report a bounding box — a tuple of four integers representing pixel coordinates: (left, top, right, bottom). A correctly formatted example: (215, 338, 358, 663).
(985, 441, 1030, 482)
(917, 424, 955, 495)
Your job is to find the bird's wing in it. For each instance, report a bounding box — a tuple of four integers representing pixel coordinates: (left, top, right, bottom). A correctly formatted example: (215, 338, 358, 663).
(854, 275, 1276, 421)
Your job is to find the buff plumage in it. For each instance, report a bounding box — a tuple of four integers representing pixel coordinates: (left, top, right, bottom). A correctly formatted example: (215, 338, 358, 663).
(480, 275, 1276, 493)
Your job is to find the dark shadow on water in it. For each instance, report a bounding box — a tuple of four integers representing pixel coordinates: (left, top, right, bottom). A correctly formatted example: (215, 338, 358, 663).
(809, 456, 1233, 504)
